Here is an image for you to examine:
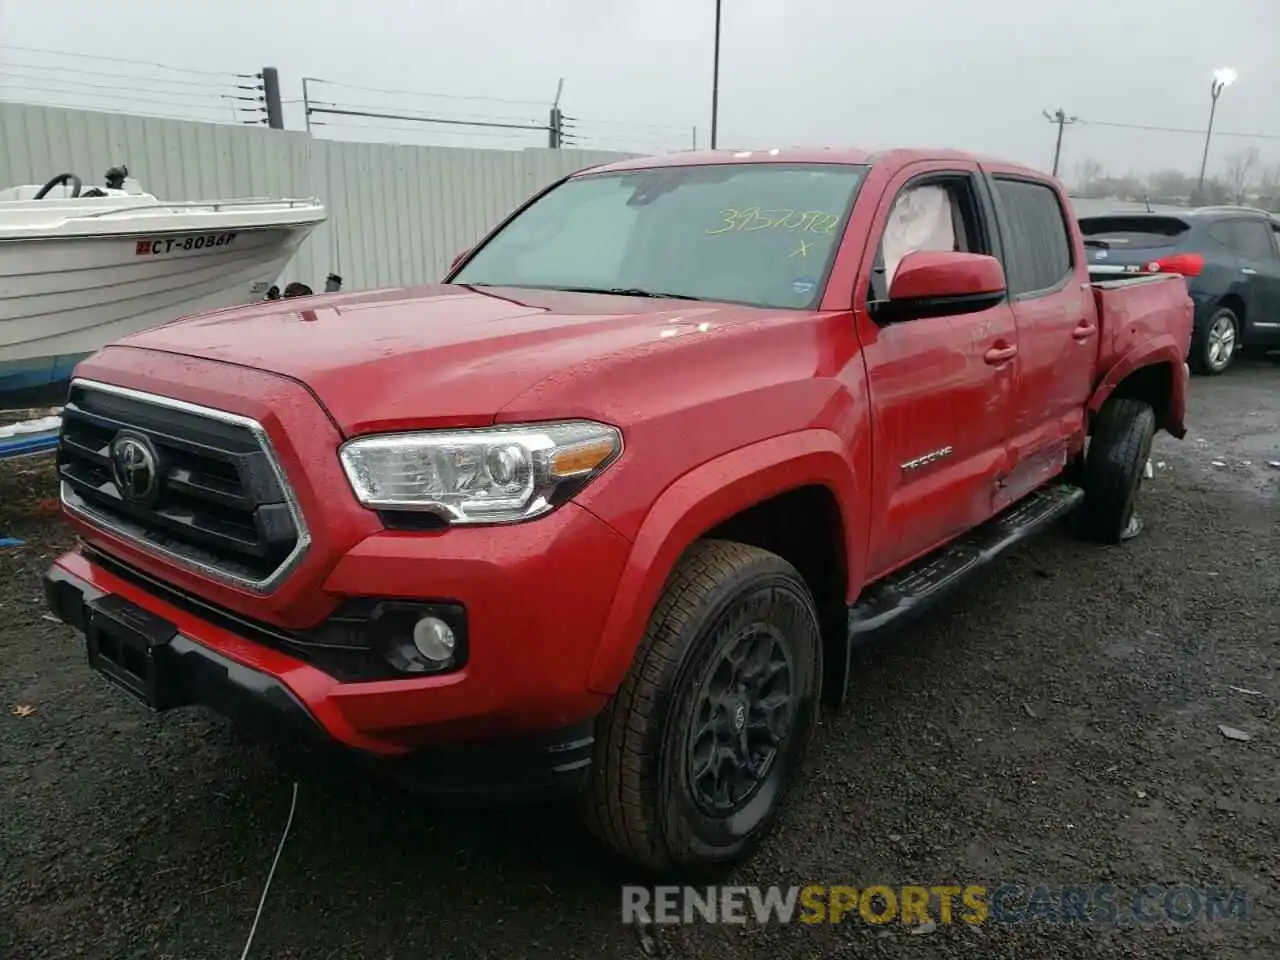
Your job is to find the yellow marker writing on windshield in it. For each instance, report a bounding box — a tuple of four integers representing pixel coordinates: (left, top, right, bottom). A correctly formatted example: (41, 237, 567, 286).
(705, 208, 839, 236)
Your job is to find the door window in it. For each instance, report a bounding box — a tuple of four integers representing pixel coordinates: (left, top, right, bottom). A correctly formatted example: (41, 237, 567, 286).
(991, 178, 1074, 296)
(1233, 220, 1279, 261)
(870, 175, 984, 305)
(882, 185, 958, 282)
(1209, 220, 1278, 261)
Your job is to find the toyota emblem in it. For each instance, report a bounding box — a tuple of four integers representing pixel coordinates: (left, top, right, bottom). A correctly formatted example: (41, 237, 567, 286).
(109, 433, 160, 504)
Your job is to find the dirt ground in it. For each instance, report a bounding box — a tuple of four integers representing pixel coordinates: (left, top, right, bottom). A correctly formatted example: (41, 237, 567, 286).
(1, 364, 1277, 960)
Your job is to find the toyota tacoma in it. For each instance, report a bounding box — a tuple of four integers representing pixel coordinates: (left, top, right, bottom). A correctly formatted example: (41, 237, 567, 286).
(45, 147, 1194, 873)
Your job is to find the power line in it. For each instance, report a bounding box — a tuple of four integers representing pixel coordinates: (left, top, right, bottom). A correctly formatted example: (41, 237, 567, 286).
(1080, 118, 1280, 141)
(315, 117, 545, 143)
(0, 73, 254, 106)
(307, 98, 542, 128)
(306, 76, 546, 107)
(310, 105, 546, 135)
(0, 62, 244, 92)
(0, 81, 253, 113)
(566, 115, 692, 134)
(0, 43, 250, 79)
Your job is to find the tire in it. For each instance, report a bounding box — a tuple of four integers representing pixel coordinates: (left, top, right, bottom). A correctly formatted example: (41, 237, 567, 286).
(1079, 397, 1156, 544)
(1190, 307, 1239, 375)
(579, 539, 822, 875)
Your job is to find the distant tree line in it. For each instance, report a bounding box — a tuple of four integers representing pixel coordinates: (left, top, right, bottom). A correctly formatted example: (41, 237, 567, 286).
(1071, 148, 1280, 211)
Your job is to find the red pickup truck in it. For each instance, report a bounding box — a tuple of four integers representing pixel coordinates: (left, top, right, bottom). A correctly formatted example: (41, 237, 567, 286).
(44, 147, 1193, 873)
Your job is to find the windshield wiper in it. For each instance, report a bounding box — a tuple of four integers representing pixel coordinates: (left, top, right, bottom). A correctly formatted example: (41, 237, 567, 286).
(557, 286, 709, 301)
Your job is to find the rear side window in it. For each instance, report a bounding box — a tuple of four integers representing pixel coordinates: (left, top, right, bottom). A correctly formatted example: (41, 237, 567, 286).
(1077, 216, 1190, 249)
(1211, 220, 1279, 261)
(993, 178, 1073, 296)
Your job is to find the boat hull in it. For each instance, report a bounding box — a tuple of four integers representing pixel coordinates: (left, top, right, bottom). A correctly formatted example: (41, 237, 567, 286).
(0, 222, 316, 407)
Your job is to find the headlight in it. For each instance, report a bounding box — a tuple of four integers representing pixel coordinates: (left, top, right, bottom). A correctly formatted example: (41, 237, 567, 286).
(338, 420, 623, 524)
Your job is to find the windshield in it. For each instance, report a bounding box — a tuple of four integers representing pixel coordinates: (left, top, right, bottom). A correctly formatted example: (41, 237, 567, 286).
(451, 162, 870, 310)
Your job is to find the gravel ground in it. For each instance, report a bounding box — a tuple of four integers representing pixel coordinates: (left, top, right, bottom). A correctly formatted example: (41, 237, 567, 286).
(1, 364, 1277, 960)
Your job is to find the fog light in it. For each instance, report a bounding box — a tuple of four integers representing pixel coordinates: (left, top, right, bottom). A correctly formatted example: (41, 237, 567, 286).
(412, 616, 456, 663)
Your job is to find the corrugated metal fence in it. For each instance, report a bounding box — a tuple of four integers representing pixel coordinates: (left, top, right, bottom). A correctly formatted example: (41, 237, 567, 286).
(0, 101, 635, 291)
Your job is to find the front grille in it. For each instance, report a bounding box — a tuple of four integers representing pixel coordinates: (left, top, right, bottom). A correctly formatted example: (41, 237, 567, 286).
(57, 379, 309, 592)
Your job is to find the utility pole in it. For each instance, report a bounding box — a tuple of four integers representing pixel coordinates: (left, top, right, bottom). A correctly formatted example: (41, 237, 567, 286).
(692, 126, 698, 150)
(302, 76, 313, 133)
(548, 77, 565, 149)
(710, 0, 722, 149)
(1043, 108, 1078, 178)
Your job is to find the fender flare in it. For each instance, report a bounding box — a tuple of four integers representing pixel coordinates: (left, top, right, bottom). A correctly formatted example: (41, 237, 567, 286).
(1087, 335, 1189, 439)
(585, 429, 860, 696)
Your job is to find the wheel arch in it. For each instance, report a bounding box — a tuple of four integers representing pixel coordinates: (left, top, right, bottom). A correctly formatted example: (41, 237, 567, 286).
(585, 430, 862, 699)
(1089, 338, 1189, 439)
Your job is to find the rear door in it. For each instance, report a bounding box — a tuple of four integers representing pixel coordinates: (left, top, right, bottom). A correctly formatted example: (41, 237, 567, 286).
(1204, 218, 1273, 325)
(985, 172, 1096, 506)
(1218, 218, 1280, 332)
(853, 162, 1019, 578)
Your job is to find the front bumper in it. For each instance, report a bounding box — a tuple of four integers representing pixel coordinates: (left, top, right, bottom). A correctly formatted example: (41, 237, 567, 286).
(44, 556, 601, 804)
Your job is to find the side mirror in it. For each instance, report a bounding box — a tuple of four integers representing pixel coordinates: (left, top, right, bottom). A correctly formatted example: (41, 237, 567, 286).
(450, 249, 471, 272)
(882, 250, 1007, 321)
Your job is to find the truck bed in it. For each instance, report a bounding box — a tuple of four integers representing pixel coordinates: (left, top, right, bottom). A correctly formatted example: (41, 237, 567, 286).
(1089, 273, 1194, 374)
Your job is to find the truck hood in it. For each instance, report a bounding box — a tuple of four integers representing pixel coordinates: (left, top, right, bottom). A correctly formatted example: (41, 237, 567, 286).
(114, 284, 756, 435)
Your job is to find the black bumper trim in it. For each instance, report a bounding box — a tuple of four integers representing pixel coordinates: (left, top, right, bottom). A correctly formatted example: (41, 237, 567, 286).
(43, 563, 596, 805)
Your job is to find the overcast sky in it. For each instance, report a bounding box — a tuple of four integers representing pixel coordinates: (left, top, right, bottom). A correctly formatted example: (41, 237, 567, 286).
(1, 0, 1277, 180)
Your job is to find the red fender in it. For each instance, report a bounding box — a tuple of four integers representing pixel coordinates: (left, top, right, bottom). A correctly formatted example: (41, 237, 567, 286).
(585, 429, 863, 696)
(1088, 335, 1189, 439)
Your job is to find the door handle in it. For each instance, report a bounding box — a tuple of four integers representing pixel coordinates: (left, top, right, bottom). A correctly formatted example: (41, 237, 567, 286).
(1241, 267, 1257, 275)
(984, 343, 1018, 364)
(1073, 322, 1097, 341)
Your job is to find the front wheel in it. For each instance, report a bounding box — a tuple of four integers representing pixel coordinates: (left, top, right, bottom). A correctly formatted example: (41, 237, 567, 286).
(1190, 307, 1239, 375)
(579, 539, 822, 875)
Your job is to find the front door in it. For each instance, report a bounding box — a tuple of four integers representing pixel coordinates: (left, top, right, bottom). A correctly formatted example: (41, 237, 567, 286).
(854, 163, 1019, 579)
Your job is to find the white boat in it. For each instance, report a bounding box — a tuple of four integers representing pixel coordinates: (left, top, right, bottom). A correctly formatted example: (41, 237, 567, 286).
(0, 166, 327, 407)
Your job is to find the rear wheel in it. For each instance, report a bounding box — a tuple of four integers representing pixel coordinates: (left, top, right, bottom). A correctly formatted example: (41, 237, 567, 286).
(579, 539, 822, 875)
(1079, 397, 1156, 544)
(1190, 307, 1239, 375)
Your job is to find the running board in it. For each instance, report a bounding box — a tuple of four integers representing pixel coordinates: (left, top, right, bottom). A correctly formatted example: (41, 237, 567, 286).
(836, 483, 1084, 701)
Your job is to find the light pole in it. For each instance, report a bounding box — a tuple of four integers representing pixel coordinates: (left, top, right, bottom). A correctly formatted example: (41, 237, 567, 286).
(710, 0, 722, 149)
(1196, 67, 1237, 199)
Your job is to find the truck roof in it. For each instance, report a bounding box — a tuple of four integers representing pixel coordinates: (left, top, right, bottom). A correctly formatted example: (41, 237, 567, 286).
(579, 146, 1050, 181)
